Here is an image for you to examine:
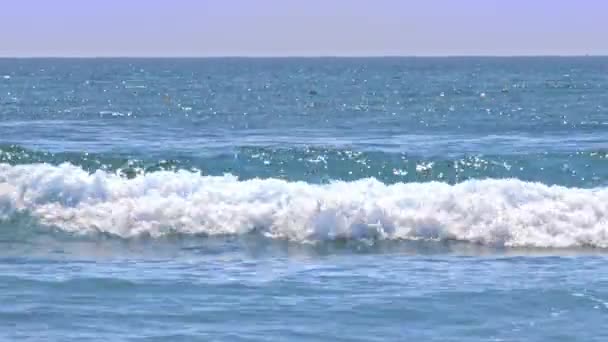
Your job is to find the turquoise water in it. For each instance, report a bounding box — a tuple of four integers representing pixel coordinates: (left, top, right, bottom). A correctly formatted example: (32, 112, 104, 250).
(1, 57, 608, 340)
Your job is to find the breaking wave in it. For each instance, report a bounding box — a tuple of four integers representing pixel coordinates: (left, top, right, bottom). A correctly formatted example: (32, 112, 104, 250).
(1, 163, 607, 248)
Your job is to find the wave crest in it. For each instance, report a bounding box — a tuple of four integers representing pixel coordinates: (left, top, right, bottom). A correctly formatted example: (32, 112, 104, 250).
(1, 163, 607, 248)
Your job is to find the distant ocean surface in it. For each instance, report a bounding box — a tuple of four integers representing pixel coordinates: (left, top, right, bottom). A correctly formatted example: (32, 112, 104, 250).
(1, 57, 608, 341)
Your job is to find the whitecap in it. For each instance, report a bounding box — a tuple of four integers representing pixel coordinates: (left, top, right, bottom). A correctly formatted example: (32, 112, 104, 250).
(1, 163, 607, 248)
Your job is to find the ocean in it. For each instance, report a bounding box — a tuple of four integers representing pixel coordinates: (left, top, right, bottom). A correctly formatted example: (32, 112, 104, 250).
(1, 57, 608, 341)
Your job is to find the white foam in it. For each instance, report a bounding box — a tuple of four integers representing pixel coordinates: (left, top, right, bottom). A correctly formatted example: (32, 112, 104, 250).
(1, 163, 608, 247)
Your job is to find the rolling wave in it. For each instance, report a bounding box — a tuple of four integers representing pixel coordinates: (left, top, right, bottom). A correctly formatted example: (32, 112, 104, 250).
(2, 144, 607, 187)
(1, 163, 607, 248)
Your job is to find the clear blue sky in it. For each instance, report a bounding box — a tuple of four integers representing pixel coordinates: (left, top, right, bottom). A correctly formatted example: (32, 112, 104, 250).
(1, 0, 606, 56)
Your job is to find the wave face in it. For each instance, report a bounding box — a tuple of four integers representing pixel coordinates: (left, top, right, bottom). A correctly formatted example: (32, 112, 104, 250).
(2, 144, 608, 188)
(1, 163, 607, 248)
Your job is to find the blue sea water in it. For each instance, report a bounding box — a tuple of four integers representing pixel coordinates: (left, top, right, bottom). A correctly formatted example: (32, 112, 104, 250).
(1, 57, 608, 341)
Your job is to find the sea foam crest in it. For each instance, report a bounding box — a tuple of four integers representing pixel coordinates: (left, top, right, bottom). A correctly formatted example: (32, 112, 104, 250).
(1, 163, 607, 247)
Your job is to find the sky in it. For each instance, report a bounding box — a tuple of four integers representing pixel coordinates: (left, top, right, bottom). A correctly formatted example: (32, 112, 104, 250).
(0, 0, 607, 57)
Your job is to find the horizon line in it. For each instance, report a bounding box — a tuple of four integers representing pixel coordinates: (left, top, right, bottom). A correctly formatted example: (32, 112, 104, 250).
(0, 53, 607, 59)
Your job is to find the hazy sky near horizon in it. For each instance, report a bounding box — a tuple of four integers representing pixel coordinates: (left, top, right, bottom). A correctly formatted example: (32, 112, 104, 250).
(1, 0, 607, 56)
